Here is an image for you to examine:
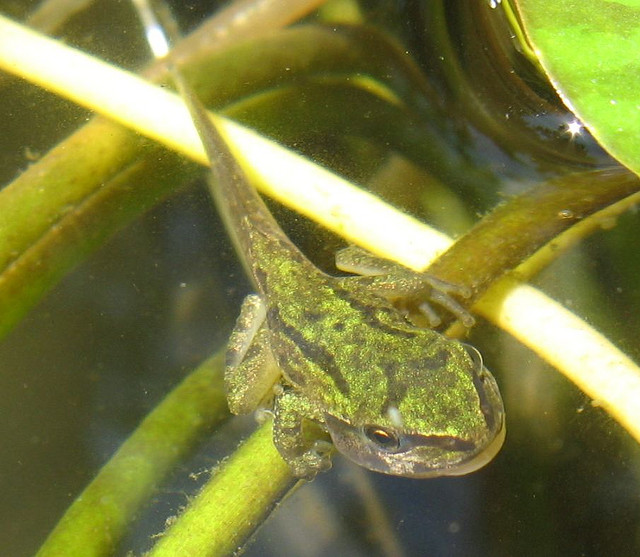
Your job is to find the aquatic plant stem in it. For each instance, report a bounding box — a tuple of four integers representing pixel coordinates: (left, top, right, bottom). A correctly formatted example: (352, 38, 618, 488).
(148, 422, 297, 557)
(35, 352, 229, 557)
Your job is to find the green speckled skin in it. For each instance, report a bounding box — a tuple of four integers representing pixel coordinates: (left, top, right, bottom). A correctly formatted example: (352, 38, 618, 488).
(174, 71, 505, 479)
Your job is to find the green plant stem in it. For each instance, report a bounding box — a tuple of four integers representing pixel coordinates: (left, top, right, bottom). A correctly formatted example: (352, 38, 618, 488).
(35, 352, 230, 557)
(427, 166, 640, 304)
(0, 150, 198, 340)
(148, 422, 297, 557)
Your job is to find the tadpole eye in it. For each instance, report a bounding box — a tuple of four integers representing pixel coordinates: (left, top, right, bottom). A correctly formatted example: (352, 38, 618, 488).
(364, 426, 401, 451)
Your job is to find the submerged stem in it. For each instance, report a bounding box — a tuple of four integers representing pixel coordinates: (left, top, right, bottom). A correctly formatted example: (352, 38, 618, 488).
(36, 353, 229, 557)
(427, 166, 640, 304)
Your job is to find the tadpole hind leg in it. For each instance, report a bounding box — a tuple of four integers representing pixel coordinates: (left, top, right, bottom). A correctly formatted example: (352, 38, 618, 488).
(336, 245, 403, 276)
(336, 245, 474, 328)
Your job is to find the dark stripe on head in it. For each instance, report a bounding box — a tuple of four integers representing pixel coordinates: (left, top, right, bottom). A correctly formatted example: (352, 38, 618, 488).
(381, 360, 407, 412)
